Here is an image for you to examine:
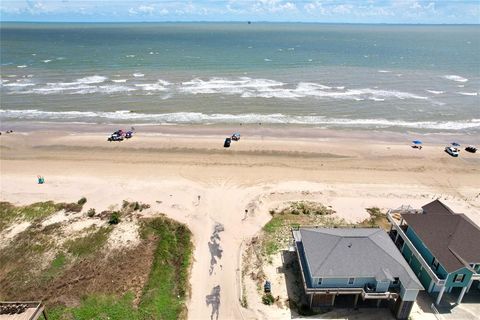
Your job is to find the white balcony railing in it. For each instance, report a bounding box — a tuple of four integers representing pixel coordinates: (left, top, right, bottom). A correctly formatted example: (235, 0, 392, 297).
(387, 210, 446, 286)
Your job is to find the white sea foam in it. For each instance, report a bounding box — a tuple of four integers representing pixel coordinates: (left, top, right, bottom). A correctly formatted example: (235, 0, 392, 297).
(133, 73, 144, 77)
(2, 109, 478, 131)
(17, 65, 27, 68)
(264, 58, 272, 62)
(135, 82, 169, 91)
(457, 92, 478, 96)
(43, 60, 52, 63)
(378, 70, 391, 73)
(443, 75, 468, 83)
(425, 90, 444, 95)
(1, 76, 430, 102)
(2, 81, 35, 88)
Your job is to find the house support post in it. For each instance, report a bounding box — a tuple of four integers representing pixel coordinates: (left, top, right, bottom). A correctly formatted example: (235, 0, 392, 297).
(376, 299, 381, 308)
(466, 279, 473, 293)
(456, 286, 467, 304)
(331, 294, 336, 306)
(309, 294, 313, 308)
(354, 294, 359, 309)
(436, 285, 446, 305)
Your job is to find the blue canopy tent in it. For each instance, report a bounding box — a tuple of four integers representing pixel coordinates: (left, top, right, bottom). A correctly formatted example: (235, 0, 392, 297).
(412, 140, 422, 145)
(451, 142, 461, 147)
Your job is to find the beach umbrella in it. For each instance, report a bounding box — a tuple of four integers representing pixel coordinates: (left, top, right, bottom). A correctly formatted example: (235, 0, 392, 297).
(451, 142, 461, 147)
(412, 140, 422, 145)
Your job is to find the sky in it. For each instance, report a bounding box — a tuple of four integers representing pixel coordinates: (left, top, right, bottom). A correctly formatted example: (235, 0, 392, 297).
(0, 0, 479, 24)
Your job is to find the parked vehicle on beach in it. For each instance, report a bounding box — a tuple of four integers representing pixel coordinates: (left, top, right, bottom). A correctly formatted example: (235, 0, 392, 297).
(465, 146, 477, 153)
(231, 133, 241, 141)
(125, 131, 134, 139)
(224, 138, 231, 148)
(264, 281, 271, 293)
(108, 133, 124, 142)
(445, 146, 459, 157)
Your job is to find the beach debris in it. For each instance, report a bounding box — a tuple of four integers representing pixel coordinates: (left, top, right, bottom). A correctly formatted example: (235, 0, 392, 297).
(37, 175, 45, 184)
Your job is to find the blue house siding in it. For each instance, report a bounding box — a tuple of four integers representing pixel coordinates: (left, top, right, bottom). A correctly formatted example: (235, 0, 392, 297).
(312, 277, 374, 288)
(405, 227, 448, 279)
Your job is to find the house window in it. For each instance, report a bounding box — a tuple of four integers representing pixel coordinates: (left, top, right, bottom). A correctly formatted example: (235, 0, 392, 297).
(393, 277, 399, 285)
(348, 278, 354, 285)
(431, 257, 440, 270)
(454, 274, 465, 283)
(318, 278, 323, 285)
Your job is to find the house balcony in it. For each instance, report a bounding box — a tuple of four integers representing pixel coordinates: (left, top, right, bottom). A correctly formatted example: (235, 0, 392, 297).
(387, 210, 446, 287)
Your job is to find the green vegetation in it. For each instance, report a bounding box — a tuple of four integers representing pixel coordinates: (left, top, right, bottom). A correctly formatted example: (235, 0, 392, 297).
(64, 227, 112, 257)
(262, 293, 275, 305)
(47, 216, 193, 320)
(0, 199, 88, 231)
(41, 253, 66, 282)
(362, 207, 390, 230)
(139, 217, 193, 320)
(87, 208, 96, 217)
(49, 293, 137, 320)
(108, 212, 121, 225)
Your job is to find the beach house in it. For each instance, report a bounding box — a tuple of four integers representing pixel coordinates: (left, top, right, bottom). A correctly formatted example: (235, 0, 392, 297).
(388, 200, 480, 306)
(292, 228, 423, 320)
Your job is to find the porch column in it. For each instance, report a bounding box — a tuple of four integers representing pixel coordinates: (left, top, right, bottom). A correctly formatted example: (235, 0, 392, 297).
(309, 294, 313, 308)
(331, 294, 336, 306)
(466, 279, 473, 293)
(376, 299, 381, 308)
(354, 294, 359, 309)
(456, 286, 468, 304)
(436, 285, 446, 305)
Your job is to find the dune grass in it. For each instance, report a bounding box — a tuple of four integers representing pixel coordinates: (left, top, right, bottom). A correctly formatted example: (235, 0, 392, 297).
(48, 216, 193, 320)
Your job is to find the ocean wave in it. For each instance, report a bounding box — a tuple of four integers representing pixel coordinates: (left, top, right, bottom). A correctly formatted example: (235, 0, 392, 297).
(1, 109, 479, 131)
(425, 90, 445, 95)
(1, 76, 430, 101)
(443, 75, 468, 83)
(43, 60, 52, 63)
(17, 65, 27, 68)
(133, 73, 144, 77)
(457, 92, 478, 96)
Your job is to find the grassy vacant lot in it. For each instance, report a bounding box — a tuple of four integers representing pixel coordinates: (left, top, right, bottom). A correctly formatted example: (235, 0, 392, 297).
(0, 201, 193, 320)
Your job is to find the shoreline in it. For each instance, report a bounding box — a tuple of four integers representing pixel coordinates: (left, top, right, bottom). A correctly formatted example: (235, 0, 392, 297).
(1, 121, 480, 145)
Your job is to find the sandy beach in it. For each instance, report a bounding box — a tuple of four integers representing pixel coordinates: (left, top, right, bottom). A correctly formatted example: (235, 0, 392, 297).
(1, 127, 479, 319)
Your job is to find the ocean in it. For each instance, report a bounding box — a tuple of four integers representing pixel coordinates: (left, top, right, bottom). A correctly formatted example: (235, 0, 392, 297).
(1, 22, 479, 133)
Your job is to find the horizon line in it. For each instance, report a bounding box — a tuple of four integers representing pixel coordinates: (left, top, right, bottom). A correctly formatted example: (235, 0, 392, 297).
(1, 20, 479, 25)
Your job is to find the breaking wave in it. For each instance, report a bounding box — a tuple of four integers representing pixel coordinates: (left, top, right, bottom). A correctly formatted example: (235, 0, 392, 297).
(1, 109, 479, 131)
(442, 75, 468, 83)
(1, 76, 433, 102)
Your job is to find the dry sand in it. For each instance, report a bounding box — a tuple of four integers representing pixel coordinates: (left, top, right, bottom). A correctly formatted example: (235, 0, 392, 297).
(0, 128, 479, 320)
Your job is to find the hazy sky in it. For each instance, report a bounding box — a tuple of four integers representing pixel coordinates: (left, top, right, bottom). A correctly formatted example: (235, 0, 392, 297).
(1, 0, 479, 24)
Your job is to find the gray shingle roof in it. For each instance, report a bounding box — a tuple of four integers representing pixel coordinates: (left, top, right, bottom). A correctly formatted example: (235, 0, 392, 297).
(296, 228, 423, 290)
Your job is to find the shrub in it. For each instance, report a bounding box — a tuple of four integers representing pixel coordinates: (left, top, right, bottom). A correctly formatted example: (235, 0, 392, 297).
(108, 212, 120, 225)
(262, 294, 275, 305)
(77, 197, 87, 205)
(87, 208, 96, 217)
